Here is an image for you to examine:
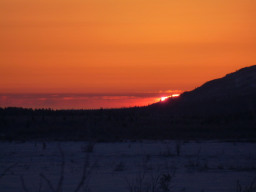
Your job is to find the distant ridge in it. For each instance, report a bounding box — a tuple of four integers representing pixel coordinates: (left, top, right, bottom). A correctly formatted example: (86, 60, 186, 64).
(182, 65, 256, 99)
(151, 65, 256, 116)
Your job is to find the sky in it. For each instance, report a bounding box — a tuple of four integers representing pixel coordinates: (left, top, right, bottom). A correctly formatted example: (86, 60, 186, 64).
(0, 0, 256, 109)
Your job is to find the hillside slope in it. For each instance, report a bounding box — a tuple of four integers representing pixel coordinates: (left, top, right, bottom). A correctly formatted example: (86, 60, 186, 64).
(152, 65, 256, 116)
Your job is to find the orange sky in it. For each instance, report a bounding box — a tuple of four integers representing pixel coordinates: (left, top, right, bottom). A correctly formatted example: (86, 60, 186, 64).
(1, 0, 256, 96)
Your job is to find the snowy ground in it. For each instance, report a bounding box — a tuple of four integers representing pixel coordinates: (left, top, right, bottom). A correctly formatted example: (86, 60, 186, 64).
(0, 140, 256, 192)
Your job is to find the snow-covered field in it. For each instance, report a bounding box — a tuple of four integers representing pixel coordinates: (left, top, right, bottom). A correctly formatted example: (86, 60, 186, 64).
(1, 141, 256, 192)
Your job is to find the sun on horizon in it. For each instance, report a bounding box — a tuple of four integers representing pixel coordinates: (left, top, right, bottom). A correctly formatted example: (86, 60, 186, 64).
(160, 93, 180, 102)
(160, 97, 169, 102)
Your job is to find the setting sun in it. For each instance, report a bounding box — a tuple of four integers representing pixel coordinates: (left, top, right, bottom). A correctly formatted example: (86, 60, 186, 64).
(172, 94, 180, 97)
(160, 97, 169, 102)
(160, 93, 180, 102)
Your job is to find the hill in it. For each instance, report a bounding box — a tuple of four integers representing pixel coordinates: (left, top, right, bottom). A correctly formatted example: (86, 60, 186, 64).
(151, 65, 256, 117)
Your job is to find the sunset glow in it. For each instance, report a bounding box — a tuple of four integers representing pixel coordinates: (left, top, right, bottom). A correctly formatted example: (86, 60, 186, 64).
(0, 0, 255, 109)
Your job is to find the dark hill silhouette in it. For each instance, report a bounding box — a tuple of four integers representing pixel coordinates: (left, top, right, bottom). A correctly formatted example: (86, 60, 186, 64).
(151, 65, 256, 117)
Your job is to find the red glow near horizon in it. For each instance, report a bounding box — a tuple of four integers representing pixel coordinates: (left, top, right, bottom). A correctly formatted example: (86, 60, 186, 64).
(0, 92, 182, 109)
(0, 93, 176, 109)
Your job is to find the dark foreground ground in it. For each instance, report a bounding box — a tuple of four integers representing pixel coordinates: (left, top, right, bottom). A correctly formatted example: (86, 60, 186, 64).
(0, 107, 255, 142)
